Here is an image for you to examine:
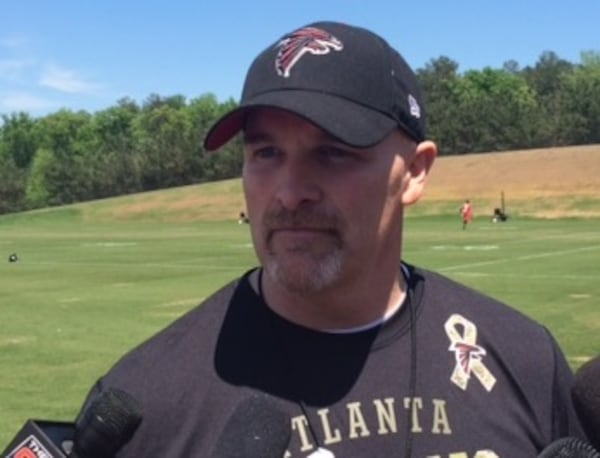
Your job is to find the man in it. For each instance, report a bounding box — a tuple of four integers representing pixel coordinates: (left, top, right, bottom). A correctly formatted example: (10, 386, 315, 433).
(460, 199, 473, 229)
(76, 22, 585, 457)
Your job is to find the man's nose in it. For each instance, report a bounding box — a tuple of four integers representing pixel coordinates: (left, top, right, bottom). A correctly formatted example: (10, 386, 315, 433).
(275, 162, 323, 210)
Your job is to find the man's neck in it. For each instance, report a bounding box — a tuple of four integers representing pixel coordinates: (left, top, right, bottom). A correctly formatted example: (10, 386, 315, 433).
(249, 266, 407, 331)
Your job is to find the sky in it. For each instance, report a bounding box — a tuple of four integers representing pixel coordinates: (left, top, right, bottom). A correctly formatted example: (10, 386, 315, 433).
(1, 0, 599, 118)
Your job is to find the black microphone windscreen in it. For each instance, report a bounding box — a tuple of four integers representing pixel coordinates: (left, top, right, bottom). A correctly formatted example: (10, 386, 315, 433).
(572, 356, 600, 451)
(71, 387, 142, 458)
(211, 393, 290, 458)
(538, 437, 600, 458)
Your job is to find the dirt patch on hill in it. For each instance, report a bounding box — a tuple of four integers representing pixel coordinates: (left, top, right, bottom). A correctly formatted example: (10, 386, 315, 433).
(421, 144, 600, 218)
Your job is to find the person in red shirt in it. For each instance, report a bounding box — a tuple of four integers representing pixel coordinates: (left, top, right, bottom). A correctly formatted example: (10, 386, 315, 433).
(460, 199, 473, 229)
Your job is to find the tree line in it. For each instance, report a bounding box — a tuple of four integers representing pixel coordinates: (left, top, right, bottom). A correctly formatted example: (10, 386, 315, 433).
(1, 50, 599, 215)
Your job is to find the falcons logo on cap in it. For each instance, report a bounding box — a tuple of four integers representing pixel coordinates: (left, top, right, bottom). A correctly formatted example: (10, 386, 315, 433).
(275, 27, 343, 78)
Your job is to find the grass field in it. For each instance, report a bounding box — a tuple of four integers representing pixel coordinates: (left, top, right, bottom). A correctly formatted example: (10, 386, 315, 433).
(1, 144, 599, 447)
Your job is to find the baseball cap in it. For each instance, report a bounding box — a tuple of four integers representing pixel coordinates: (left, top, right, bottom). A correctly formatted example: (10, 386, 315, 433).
(203, 21, 426, 151)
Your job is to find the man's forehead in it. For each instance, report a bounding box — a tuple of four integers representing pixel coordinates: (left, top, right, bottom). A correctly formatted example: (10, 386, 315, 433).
(243, 107, 341, 143)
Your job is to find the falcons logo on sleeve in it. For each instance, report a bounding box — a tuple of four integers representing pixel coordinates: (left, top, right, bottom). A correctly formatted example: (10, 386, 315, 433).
(275, 27, 343, 78)
(449, 341, 487, 376)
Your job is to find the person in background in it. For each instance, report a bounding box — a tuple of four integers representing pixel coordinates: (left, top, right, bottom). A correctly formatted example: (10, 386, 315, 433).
(75, 21, 586, 457)
(460, 199, 473, 229)
(238, 211, 249, 224)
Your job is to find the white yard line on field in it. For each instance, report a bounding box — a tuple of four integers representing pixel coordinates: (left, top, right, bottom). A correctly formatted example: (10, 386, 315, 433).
(448, 272, 599, 280)
(438, 244, 600, 273)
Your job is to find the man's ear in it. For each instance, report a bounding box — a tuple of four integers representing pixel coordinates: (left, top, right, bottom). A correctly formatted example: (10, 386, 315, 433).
(401, 140, 437, 206)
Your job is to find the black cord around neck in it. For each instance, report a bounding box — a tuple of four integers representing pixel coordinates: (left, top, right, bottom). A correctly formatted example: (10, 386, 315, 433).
(257, 266, 265, 304)
(404, 270, 417, 458)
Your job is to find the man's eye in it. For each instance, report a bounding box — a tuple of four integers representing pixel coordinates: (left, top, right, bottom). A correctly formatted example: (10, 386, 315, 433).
(253, 147, 279, 159)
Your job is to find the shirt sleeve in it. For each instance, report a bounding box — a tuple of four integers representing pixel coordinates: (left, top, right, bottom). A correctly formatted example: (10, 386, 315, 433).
(546, 328, 588, 440)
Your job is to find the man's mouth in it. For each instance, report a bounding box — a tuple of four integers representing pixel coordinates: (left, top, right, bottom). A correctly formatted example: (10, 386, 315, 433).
(269, 226, 334, 238)
(267, 226, 340, 249)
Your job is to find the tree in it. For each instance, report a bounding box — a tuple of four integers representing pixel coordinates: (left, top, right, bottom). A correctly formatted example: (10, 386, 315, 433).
(523, 51, 574, 98)
(452, 68, 540, 152)
(25, 148, 55, 208)
(87, 102, 141, 197)
(92, 102, 138, 155)
(416, 56, 463, 154)
(142, 93, 186, 111)
(0, 156, 26, 214)
(133, 100, 196, 190)
(522, 51, 574, 145)
(31, 110, 95, 204)
(184, 93, 226, 181)
(554, 51, 600, 144)
(503, 60, 520, 74)
(188, 95, 242, 180)
(0, 112, 39, 169)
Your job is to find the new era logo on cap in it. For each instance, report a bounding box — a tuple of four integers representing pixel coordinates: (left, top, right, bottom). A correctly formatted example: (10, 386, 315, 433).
(204, 21, 426, 151)
(408, 94, 421, 119)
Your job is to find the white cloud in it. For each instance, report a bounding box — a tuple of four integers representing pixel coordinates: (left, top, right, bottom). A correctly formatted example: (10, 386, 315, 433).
(0, 58, 35, 80)
(40, 63, 102, 94)
(0, 92, 57, 113)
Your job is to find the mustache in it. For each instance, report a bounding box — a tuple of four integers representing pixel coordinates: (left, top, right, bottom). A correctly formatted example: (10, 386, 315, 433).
(262, 207, 342, 231)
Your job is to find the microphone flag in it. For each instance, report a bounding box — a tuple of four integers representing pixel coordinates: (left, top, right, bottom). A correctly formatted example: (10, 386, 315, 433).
(1, 419, 74, 458)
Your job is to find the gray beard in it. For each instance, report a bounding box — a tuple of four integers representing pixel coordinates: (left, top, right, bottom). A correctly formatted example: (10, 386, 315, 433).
(264, 247, 344, 296)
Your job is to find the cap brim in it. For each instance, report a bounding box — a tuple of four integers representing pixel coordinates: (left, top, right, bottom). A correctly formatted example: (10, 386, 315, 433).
(203, 90, 398, 151)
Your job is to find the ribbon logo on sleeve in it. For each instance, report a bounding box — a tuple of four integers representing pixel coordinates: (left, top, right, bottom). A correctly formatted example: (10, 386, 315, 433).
(445, 314, 496, 392)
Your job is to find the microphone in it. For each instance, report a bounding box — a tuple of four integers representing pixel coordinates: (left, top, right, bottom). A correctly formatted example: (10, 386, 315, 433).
(70, 387, 142, 457)
(572, 356, 600, 451)
(211, 393, 290, 458)
(1, 388, 141, 458)
(1, 420, 74, 458)
(538, 437, 600, 457)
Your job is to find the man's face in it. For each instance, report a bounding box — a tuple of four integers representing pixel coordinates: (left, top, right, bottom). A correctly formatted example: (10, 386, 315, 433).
(242, 108, 417, 296)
